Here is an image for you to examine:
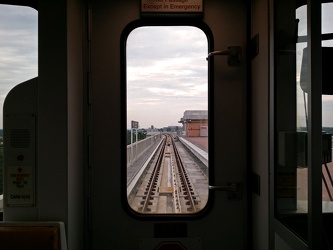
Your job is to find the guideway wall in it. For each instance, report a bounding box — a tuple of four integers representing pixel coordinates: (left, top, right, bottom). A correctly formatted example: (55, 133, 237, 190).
(127, 134, 161, 164)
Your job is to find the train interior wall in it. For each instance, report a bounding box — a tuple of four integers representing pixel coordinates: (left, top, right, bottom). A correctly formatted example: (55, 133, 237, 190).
(3, 1, 85, 249)
(0, 0, 274, 249)
(91, 0, 248, 249)
(250, 0, 270, 249)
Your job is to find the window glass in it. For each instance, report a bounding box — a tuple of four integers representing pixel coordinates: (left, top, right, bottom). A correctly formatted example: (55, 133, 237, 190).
(322, 3, 333, 34)
(126, 26, 209, 214)
(275, 2, 333, 245)
(296, 1, 333, 212)
(0, 4, 37, 212)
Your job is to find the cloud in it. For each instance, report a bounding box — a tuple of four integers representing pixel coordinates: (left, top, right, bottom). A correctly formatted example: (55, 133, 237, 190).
(295, 3, 333, 127)
(0, 11, 208, 130)
(3, 3, 332, 130)
(0, 5, 38, 128)
(127, 26, 208, 128)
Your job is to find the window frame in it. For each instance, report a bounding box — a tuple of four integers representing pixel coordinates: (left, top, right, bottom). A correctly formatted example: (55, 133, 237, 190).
(120, 19, 215, 219)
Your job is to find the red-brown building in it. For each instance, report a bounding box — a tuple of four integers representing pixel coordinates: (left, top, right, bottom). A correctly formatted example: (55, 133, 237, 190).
(178, 110, 208, 137)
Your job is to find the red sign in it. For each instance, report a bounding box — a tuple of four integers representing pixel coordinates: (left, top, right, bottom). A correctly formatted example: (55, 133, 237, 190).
(7, 165, 34, 206)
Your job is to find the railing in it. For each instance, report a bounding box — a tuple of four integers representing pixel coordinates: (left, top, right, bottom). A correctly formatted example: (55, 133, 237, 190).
(127, 134, 161, 164)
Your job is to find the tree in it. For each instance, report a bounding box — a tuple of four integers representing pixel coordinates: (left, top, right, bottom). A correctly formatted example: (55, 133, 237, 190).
(127, 129, 147, 145)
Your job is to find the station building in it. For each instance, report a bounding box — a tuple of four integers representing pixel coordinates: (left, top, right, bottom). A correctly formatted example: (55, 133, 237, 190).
(179, 110, 208, 137)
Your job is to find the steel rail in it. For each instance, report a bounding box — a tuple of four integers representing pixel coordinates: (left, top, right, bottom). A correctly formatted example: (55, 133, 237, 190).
(170, 134, 197, 212)
(139, 133, 197, 213)
(140, 136, 166, 212)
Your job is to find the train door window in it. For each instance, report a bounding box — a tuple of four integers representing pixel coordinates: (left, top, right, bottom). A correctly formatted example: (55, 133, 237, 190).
(125, 26, 209, 215)
(275, 1, 333, 245)
(0, 4, 38, 213)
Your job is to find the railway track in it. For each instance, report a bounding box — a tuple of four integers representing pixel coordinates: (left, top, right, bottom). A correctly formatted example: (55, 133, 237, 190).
(128, 134, 207, 214)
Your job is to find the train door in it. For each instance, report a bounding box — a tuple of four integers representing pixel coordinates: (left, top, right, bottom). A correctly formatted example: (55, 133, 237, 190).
(89, 0, 248, 249)
(271, 0, 333, 249)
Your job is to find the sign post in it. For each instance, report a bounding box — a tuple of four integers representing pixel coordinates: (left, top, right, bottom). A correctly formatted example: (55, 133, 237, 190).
(131, 120, 139, 129)
(131, 121, 139, 160)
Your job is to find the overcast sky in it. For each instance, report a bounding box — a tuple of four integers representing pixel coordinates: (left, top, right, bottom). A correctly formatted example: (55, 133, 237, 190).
(126, 26, 208, 129)
(0, 5, 38, 129)
(296, 4, 333, 128)
(1, 4, 333, 130)
(0, 5, 208, 130)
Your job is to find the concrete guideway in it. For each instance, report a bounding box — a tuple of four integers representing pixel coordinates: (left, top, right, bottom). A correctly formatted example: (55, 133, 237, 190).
(178, 137, 208, 167)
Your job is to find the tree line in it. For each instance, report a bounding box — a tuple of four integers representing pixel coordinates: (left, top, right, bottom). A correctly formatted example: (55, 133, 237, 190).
(127, 129, 147, 145)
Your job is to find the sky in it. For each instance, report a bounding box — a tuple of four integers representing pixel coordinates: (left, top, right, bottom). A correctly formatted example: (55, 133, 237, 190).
(126, 26, 208, 129)
(0, 4, 208, 130)
(296, 4, 333, 128)
(0, 5, 38, 129)
(1, 4, 333, 130)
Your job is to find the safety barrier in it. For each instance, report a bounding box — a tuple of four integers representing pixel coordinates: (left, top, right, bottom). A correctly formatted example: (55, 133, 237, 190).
(179, 137, 208, 167)
(127, 134, 161, 164)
